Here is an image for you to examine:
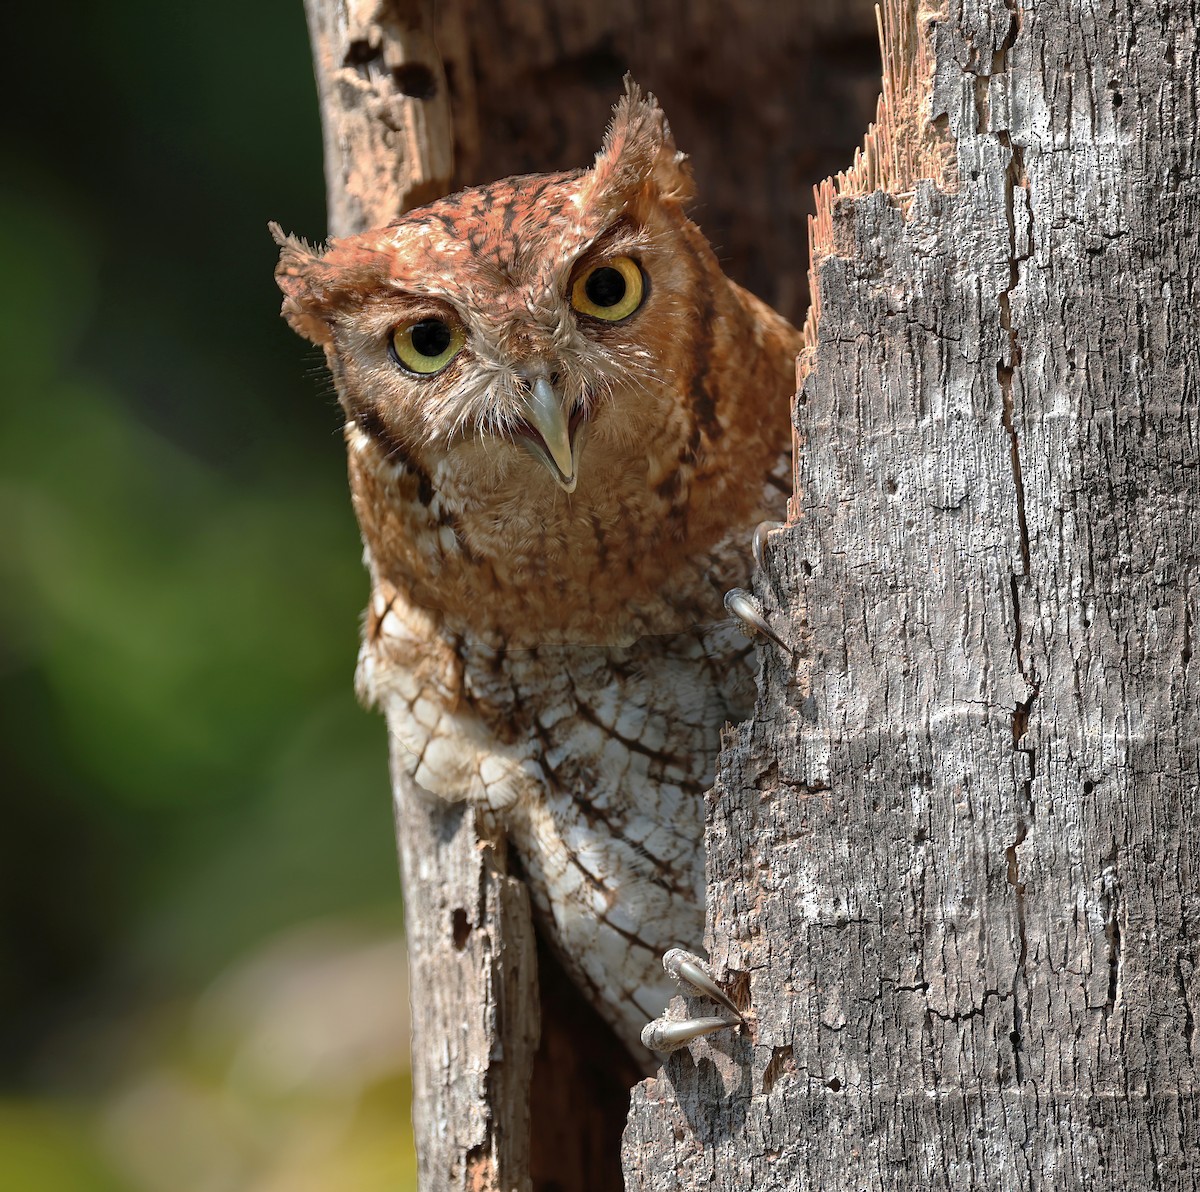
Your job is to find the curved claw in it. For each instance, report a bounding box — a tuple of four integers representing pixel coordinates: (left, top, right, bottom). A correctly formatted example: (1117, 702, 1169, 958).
(753, 520, 784, 573)
(641, 1016, 735, 1053)
(724, 588, 793, 655)
(662, 948, 744, 1020)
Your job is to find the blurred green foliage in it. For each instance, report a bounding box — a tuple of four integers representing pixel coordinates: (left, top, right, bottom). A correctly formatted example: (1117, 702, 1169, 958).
(1, 1, 414, 1185)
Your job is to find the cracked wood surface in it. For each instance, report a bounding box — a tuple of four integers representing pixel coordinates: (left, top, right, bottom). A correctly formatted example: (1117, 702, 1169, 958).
(623, 0, 1200, 1187)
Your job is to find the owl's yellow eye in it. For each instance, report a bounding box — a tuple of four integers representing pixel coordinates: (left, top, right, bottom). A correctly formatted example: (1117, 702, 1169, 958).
(391, 318, 465, 375)
(571, 256, 644, 322)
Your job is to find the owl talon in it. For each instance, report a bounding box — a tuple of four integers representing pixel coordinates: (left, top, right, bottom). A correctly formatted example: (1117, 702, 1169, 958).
(642, 948, 744, 1053)
(662, 946, 744, 1020)
(724, 587, 792, 655)
(752, 520, 785, 573)
(641, 1014, 737, 1053)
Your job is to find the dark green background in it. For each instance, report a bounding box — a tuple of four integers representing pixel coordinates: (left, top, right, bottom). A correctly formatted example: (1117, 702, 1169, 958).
(1, 2, 411, 1184)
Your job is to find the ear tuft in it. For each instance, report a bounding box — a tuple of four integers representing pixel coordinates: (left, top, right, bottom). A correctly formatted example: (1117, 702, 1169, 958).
(270, 222, 335, 346)
(589, 76, 695, 213)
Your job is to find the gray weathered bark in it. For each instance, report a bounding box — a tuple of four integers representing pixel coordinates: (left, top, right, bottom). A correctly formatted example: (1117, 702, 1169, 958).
(623, 0, 1200, 1187)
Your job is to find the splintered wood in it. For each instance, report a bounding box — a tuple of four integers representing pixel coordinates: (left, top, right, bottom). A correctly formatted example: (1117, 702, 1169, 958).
(803, 0, 956, 364)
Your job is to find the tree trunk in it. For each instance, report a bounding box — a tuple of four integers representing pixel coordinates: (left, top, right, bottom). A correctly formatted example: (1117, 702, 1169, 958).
(624, 0, 1200, 1187)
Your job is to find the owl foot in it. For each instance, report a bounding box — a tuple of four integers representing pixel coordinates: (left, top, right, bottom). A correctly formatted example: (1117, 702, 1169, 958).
(724, 587, 792, 655)
(640, 948, 744, 1053)
(725, 521, 791, 653)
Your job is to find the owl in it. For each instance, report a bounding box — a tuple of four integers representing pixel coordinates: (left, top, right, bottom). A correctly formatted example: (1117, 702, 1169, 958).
(273, 81, 802, 1058)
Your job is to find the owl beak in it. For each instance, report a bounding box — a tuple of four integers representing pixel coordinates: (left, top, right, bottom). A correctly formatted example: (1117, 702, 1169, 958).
(521, 375, 579, 494)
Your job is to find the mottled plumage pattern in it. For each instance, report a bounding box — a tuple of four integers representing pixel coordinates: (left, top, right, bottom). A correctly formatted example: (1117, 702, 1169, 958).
(274, 83, 802, 1053)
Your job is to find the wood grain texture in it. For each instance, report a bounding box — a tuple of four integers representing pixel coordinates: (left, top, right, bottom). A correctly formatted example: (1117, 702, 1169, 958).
(623, 0, 1200, 1187)
(303, 0, 468, 237)
(393, 766, 538, 1190)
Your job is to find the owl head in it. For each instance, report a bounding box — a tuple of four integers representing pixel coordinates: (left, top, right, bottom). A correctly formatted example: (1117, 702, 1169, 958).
(274, 82, 798, 644)
(273, 81, 707, 501)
